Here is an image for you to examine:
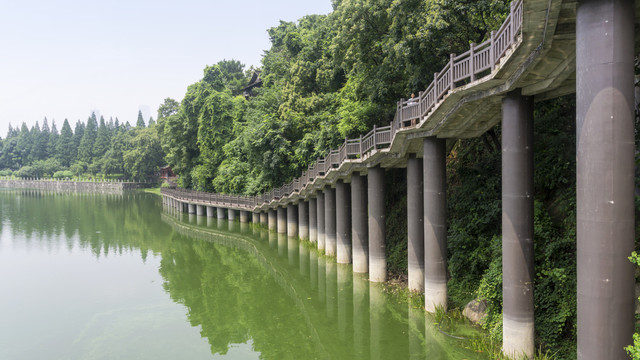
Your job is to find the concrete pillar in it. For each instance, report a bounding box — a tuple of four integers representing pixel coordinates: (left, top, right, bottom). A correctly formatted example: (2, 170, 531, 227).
(196, 205, 205, 216)
(501, 89, 534, 359)
(240, 210, 249, 223)
(423, 137, 447, 312)
(228, 209, 236, 222)
(325, 186, 337, 257)
(260, 211, 268, 227)
(351, 173, 368, 273)
(217, 207, 225, 219)
(287, 203, 298, 238)
(368, 166, 386, 282)
(207, 206, 215, 217)
(188, 203, 196, 214)
(268, 209, 277, 231)
(336, 180, 352, 264)
(407, 154, 424, 292)
(576, 2, 636, 359)
(252, 212, 260, 225)
(277, 206, 287, 234)
(299, 200, 309, 240)
(317, 190, 326, 250)
(309, 197, 318, 243)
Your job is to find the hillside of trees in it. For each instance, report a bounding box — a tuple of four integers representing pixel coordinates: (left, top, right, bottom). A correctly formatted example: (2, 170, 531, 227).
(0, 111, 163, 181)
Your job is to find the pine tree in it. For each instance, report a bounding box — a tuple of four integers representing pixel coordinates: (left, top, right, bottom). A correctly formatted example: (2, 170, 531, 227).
(57, 119, 75, 167)
(72, 120, 84, 163)
(136, 110, 146, 128)
(148, 116, 155, 126)
(93, 116, 110, 161)
(78, 113, 98, 162)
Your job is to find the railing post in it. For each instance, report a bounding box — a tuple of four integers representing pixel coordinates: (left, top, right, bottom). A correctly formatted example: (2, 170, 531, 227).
(449, 53, 455, 90)
(470, 43, 476, 82)
(490, 30, 496, 71)
(434, 73, 438, 97)
(373, 125, 377, 149)
(359, 135, 363, 158)
(418, 90, 423, 118)
(510, 1, 516, 43)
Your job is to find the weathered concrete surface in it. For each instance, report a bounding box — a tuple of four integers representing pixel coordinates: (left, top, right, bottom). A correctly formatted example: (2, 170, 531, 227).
(0, 179, 146, 193)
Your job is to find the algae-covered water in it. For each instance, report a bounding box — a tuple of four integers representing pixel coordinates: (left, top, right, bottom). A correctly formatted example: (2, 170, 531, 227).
(0, 190, 487, 359)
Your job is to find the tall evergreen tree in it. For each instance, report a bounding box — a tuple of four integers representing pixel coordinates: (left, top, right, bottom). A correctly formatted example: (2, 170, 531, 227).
(48, 120, 59, 158)
(15, 123, 32, 168)
(29, 121, 46, 162)
(93, 116, 110, 159)
(72, 120, 85, 162)
(148, 116, 155, 126)
(78, 113, 98, 162)
(57, 119, 75, 167)
(136, 110, 146, 128)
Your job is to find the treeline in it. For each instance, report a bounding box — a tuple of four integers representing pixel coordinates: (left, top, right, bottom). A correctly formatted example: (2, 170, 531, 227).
(156, 0, 511, 193)
(0, 111, 163, 181)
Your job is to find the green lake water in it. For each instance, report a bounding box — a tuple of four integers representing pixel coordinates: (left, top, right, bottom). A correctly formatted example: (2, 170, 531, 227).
(0, 189, 487, 359)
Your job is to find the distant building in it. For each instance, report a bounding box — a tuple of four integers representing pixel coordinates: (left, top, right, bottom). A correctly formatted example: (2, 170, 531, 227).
(158, 166, 175, 180)
(243, 71, 262, 99)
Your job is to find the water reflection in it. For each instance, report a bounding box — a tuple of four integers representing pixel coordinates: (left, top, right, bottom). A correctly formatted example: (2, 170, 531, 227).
(0, 190, 486, 359)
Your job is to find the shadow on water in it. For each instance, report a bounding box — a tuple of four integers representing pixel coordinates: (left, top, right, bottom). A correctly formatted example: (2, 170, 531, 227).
(0, 190, 487, 359)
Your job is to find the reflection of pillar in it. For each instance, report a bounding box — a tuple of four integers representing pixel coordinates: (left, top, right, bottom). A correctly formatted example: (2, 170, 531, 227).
(351, 173, 368, 273)
(407, 154, 424, 292)
(288, 236, 298, 267)
(277, 207, 287, 234)
(336, 180, 352, 264)
(369, 282, 384, 360)
(576, 2, 635, 358)
(268, 230, 277, 249)
(299, 200, 309, 240)
(318, 254, 326, 303)
(217, 217, 224, 230)
(325, 187, 337, 256)
(337, 263, 353, 341)
(197, 205, 205, 216)
(240, 222, 248, 233)
(239, 210, 248, 223)
(188, 213, 196, 224)
(287, 203, 298, 238)
(207, 206, 215, 217)
(268, 209, 277, 231)
(353, 272, 370, 359)
(501, 90, 534, 359)
(310, 249, 319, 290)
(188, 203, 196, 214)
(207, 217, 215, 228)
(317, 190, 326, 251)
(368, 166, 386, 282)
(409, 305, 425, 360)
(423, 137, 447, 311)
(228, 209, 236, 222)
(326, 261, 337, 319)
(278, 232, 287, 257)
(300, 241, 309, 276)
(217, 207, 225, 219)
(309, 197, 318, 243)
(197, 214, 205, 226)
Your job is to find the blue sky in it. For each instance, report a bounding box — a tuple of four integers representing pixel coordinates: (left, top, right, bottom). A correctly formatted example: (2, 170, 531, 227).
(0, 0, 333, 136)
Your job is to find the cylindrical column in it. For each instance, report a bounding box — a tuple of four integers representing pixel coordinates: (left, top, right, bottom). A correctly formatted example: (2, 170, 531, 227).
(188, 203, 196, 214)
(351, 173, 368, 273)
(261, 211, 268, 227)
(240, 210, 249, 223)
(252, 212, 260, 225)
(287, 203, 298, 237)
(368, 166, 386, 282)
(268, 209, 277, 231)
(228, 209, 236, 221)
(325, 186, 337, 257)
(576, 2, 635, 359)
(197, 205, 205, 216)
(299, 201, 309, 240)
(309, 197, 318, 243)
(407, 154, 424, 292)
(217, 207, 225, 219)
(336, 180, 352, 264)
(423, 137, 447, 311)
(317, 190, 326, 250)
(501, 89, 534, 359)
(207, 206, 215, 217)
(277, 206, 287, 234)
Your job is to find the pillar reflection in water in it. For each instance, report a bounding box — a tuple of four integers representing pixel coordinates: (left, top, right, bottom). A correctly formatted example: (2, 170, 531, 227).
(240, 222, 248, 234)
(207, 217, 215, 228)
(337, 263, 353, 342)
(409, 305, 426, 360)
(299, 242, 309, 276)
(353, 272, 370, 359)
(317, 254, 326, 304)
(188, 213, 196, 224)
(278, 232, 287, 257)
(369, 282, 385, 360)
(310, 249, 318, 290)
(260, 228, 268, 242)
(326, 260, 337, 319)
(268, 230, 277, 250)
(288, 236, 298, 267)
(217, 218, 225, 230)
(197, 214, 205, 226)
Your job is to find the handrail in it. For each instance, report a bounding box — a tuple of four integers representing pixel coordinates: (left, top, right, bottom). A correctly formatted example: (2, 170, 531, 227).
(161, 0, 524, 211)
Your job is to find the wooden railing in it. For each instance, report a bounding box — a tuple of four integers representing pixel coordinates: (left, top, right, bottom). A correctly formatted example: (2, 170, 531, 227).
(161, 0, 524, 210)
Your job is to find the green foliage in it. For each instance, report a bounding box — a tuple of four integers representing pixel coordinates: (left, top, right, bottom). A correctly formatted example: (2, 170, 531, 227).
(53, 170, 73, 179)
(626, 251, 640, 359)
